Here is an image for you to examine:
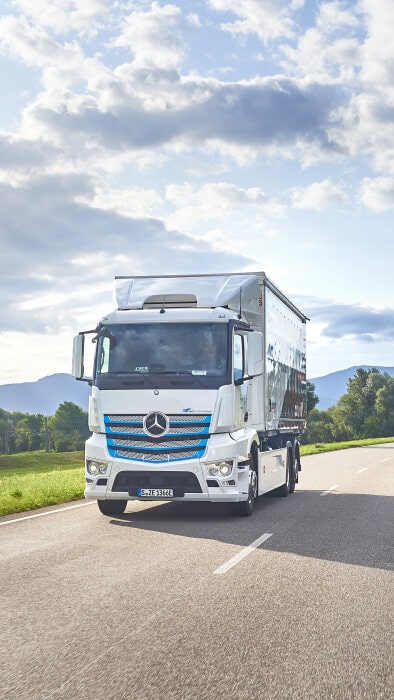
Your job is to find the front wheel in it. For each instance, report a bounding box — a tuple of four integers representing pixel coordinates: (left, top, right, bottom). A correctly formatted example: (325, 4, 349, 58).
(97, 499, 127, 516)
(232, 468, 257, 517)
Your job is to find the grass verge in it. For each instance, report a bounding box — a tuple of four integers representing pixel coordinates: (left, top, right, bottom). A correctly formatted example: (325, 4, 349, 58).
(300, 436, 394, 456)
(0, 451, 84, 517)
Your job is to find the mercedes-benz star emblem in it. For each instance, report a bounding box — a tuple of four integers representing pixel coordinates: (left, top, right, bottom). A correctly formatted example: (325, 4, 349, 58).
(144, 411, 169, 438)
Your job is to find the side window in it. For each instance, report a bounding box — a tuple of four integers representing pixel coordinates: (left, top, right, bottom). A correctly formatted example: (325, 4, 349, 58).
(97, 336, 110, 375)
(233, 333, 245, 381)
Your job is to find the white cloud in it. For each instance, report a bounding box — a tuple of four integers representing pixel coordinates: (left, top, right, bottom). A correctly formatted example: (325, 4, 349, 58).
(280, 1, 361, 82)
(0, 15, 69, 67)
(359, 177, 394, 211)
(10, 0, 108, 34)
(166, 181, 268, 207)
(208, 0, 301, 43)
(326, 1, 394, 175)
(84, 185, 164, 219)
(359, 0, 394, 88)
(165, 180, 275, 232)
(112, 2, 185, 70)
(290, 179, 348, 210)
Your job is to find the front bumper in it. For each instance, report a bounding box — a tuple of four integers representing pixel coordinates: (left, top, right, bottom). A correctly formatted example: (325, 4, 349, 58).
(84, 432, 250, 503)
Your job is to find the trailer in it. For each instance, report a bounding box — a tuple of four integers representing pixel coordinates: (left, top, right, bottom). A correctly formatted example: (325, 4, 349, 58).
(72, 272, 307, 516)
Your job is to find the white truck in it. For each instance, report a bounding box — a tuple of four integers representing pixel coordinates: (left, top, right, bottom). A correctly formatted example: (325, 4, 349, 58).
(72, 272, 307, 517)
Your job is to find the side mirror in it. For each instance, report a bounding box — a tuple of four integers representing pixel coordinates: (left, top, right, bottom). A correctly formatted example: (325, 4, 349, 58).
(72, 332, 94, 382)
(72, 334, 84, 379)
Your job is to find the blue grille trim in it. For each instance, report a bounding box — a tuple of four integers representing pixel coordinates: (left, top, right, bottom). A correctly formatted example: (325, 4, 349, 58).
(106, 439, 209, 452)
(107, 447, 207, 462)
(105, 426, 210, 438)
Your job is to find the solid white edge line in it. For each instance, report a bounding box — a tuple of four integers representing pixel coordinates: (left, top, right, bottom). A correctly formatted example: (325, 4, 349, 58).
(0, 501, 96, 526)
(213, 532, 272, 575)
(320, 485, 338, 496)
(357, 467, 368, 473)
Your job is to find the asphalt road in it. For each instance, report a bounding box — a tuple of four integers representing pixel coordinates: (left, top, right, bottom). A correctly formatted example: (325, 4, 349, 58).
(1, 445, 393, 700)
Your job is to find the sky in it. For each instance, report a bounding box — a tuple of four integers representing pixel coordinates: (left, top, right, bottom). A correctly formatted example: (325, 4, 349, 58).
(0, 0, 393, 386)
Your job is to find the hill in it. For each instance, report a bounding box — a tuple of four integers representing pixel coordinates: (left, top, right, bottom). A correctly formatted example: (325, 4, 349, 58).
(310, 366, 394, 410)
(0, 374, 90, 415)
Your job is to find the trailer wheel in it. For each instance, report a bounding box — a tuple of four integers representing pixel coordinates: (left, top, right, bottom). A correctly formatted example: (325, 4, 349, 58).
(289, 461, 296, 493)
(295, 440, 301, 472)
(289, 447, 296, 493)
(97, 499, 127, 516)
(232, 468, 257, 517)
(278, 449, 292, 497)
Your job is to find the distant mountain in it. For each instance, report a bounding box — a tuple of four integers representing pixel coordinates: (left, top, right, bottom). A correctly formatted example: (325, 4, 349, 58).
(0, 374, 90, 415)
(310, 366, 394, 410)
(1, 366, 394, 415)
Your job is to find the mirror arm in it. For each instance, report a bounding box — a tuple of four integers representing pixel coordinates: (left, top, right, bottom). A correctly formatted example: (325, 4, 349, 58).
(234, 374, 254, 386)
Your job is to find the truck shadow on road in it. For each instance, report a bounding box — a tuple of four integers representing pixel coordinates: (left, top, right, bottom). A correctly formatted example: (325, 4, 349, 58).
(108, 490, 393, 572)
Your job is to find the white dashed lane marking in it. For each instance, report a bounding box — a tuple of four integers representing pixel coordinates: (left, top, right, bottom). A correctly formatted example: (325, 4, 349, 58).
(213, 533, 273, 575)
(0, 501, 95, 526)
(320, 485, 338, 496)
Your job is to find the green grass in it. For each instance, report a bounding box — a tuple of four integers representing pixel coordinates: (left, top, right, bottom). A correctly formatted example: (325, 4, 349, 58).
(1, 438, 393, 517)
(0, 451, 85, 517)
(300, 436, 394, 456)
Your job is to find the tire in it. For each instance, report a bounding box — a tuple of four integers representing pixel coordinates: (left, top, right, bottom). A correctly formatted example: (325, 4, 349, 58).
(289, 461, 296, 493)
(277, 449, 291, 497)
(289, 446, 296, 493)
(232, 467, 257, 517)
(295, 440, 301, 472)
(97, 499, 127, 516)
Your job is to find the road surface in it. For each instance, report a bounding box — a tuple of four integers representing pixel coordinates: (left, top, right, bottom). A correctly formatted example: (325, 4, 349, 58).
(1, 445, 393, 699)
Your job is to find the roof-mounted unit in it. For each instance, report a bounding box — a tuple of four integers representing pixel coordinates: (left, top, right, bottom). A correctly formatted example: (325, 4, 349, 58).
(143, 294, 198, 309)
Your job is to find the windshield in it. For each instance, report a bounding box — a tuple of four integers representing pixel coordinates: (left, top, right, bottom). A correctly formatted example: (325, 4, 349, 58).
(95, 323, 228, 379)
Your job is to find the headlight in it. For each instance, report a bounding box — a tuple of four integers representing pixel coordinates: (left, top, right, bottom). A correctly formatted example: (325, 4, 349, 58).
(86, 460, 109, 476)
(206, 460, 233, 478)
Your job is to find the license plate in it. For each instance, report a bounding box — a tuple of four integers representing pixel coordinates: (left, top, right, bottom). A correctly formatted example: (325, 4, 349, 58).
(137, 488, 174, 497)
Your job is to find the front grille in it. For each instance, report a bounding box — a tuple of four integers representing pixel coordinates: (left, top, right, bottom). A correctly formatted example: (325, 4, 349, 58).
(112, 470, 202, 493)
(111, 438, 203, 449)
(104, 413, 211, 463)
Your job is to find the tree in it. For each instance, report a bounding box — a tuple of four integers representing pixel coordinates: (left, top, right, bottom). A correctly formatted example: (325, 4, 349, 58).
(48, 402, 90, 452)
(302, 407, 333, 443)
(0, 408, 9, 453)
(375, 377, 394, 437)
(306, 381, 319, 413)
(338, 368, 387, 438)
(14, 414, 45, 452)
(302, 369, 394, 444)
